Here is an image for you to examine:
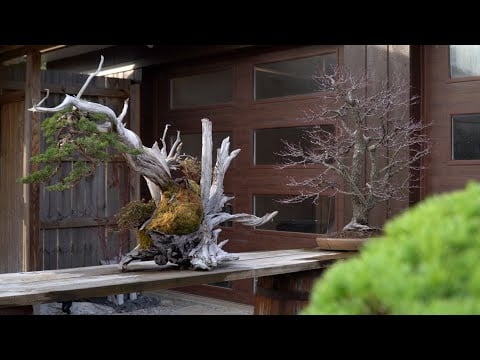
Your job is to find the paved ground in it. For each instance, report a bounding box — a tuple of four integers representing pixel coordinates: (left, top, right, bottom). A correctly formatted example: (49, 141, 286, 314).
(35, 290, 254, 315)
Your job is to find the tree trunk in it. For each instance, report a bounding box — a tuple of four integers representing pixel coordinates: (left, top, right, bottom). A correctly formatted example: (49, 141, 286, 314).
(343, 198, 372, 232)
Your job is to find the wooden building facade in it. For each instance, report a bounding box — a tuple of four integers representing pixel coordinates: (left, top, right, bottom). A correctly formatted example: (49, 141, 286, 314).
(1, 45, 479, 304)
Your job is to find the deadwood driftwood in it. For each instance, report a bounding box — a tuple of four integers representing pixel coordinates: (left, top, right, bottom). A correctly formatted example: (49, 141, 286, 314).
(29, 56, 278, 271)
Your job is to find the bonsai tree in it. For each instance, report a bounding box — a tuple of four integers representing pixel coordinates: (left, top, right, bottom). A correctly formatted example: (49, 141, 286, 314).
(21, 56, 277, 271)
(302, 182, 480, 314)
(278, 67, 431, 233)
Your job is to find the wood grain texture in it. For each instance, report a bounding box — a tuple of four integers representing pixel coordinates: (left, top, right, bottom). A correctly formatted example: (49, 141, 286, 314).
(423, 45, 480, 198)
(254, 268, 328, 315)
(1, 66, 134, 273)
(25, 50, 42, 271)
(0, 101, 26, 273)
(0, 249, 354, 308)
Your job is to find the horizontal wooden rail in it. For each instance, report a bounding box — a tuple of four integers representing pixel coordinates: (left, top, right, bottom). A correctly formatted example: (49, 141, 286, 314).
(0, 90, 24, 105)
(0, 80, 129, 98)
(0, 249, 355, 309)
(40, 217, 118, 230)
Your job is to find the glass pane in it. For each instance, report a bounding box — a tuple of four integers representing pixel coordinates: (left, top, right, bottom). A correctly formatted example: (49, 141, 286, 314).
(254, 53, 337, 100)
(169, 132, 232, 164)
(254, 195, 335, 234)
(450, 45, 480, 78)
(452, 114, 480, 160)
(170, 69, 233, 108)
(254, 125, 335, 165)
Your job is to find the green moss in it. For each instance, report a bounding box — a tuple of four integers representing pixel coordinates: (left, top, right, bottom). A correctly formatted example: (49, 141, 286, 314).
(115, 199, 156, 232)
(179, 157, 201, 183)
(137, 229, 153, 250)
(302, 182, 480, 315)
(146, 185, 203, 235)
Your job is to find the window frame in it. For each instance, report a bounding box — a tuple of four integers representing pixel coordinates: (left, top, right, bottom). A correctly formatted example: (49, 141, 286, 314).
(168, 65, 237, 111)
(251, 123, 336, 169)
(251, 191, 337, 237)
(251, 48, 339, 104)
(450, 112, 480, 163)
(447, 45, 480, 83)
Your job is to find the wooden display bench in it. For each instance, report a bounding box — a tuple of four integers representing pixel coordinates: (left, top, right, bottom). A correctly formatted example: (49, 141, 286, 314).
(0, 249, 355, 315)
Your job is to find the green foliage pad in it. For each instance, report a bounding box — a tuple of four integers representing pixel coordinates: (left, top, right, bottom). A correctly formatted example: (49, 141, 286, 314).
(303, 182, 480, 315)
(19, 107, 141, 191)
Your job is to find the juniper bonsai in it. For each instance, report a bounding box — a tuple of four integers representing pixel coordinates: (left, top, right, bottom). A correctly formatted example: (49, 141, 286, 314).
(20, 105, 141, 191)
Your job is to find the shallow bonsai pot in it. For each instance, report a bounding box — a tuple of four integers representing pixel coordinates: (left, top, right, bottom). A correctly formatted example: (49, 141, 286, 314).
(315, 237, 369, 251)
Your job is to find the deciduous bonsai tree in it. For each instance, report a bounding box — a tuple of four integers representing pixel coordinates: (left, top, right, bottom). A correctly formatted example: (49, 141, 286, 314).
(21, 56, 277, 271)
(278, 67, 431, 234)
(302, 182, 480, 315)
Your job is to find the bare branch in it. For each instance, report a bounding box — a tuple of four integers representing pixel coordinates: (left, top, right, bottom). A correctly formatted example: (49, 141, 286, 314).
(280, 66, 432, 230)
(77, 55, 104, 99)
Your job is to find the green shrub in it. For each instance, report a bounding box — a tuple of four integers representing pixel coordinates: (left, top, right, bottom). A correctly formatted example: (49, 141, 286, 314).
(302, 182, 480, 315)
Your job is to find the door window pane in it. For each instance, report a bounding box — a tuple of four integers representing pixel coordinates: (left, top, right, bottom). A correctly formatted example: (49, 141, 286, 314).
(254, 125, 335, 165)
(254, 53, 337, 100)
(452, 114, 480, 160)
(170, 69, 233, 108)
(450, 45, 480, 78)
(254, 195, 335, 234)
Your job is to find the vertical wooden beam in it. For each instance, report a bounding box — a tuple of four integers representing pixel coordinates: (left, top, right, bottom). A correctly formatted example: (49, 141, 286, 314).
(128, 83, 141, 251)
(24, 50, 41, 272)
(129, 83, 141, 202)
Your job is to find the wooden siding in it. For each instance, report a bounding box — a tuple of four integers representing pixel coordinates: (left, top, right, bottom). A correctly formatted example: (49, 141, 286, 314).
(0, 68, 139, 273)
(423, 45, 480, 196)
(0, 101, 26, 273)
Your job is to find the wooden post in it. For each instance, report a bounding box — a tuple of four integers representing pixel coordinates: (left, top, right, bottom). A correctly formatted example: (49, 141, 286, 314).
(253, 269, 327, 315)
(128, 83, 141, 255)
(129, 83, 141, 202)
(24, 50, 41, 272)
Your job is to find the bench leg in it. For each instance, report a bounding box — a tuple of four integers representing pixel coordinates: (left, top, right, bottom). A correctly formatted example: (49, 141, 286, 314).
(0, 305, 34, 315)
(253, 269, 326, 315)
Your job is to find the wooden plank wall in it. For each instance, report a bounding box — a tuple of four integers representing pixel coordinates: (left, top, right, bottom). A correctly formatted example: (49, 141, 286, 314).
(0, 101, 26, 273)
(422, 45, 480, 197)
(0, 67, 139, 272)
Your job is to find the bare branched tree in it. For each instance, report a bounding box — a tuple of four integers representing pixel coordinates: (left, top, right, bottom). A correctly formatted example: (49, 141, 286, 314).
(278, 67, 431, 232)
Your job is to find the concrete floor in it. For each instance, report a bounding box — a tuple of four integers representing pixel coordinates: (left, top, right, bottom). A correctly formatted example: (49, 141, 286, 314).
(35, 290, 254, 315)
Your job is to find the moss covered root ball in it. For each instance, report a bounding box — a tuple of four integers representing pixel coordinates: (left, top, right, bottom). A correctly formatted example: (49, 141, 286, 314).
(303, 182, 480, 315)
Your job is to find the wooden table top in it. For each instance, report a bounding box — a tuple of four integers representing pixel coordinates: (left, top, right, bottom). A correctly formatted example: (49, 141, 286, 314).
(0, 248, 355, 308)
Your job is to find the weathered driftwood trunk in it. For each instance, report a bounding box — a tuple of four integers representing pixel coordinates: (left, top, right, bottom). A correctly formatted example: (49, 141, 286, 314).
(29, 56, 278, 271)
